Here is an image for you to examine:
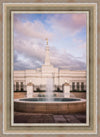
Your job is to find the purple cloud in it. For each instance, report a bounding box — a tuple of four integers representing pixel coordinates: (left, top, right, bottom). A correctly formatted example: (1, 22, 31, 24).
(46, 14, 86, 36)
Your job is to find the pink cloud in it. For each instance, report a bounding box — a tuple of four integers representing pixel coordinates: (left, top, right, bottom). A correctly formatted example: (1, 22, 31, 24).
(14, 36, 86, 71)
(72, 14, 86, 28)
(13, 13, 86, 70)
(14, 18, 53, 40)
(14, 37, 45, 63)
(47, 14, 86, 35)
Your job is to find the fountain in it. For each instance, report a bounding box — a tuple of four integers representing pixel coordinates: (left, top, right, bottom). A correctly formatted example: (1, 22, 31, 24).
(14, 77, 86, 114)
(14, 39, 86, 114)
(46, 78, 54, 101)
(14, 97, 86, 114)
(14, 78, 86, 114)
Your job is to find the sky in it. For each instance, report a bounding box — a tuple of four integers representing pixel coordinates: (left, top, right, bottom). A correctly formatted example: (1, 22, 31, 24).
(14, 13, 87, 71)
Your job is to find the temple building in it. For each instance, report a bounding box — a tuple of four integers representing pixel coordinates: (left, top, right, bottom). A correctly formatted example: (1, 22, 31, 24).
(14, 39, 86, 92)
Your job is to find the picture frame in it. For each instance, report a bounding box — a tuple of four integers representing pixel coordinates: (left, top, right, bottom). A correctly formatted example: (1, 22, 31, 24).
(0, 1, 99, 136)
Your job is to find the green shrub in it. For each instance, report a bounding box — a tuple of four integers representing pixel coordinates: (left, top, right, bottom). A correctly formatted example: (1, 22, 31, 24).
(70, 90, 86, 92)
(34, 89, 46, 92)
(14, 90, 26, 92)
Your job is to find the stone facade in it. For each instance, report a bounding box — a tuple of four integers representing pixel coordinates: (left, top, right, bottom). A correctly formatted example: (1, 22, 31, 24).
(14, 40, 86, 92)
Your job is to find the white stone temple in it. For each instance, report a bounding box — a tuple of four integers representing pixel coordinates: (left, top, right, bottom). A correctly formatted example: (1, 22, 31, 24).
(14, 39, 86, 93)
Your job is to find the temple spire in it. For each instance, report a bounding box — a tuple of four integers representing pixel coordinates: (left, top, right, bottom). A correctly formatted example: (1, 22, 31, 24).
(44, 38, 50, 65)
(45, 38, 48, 45)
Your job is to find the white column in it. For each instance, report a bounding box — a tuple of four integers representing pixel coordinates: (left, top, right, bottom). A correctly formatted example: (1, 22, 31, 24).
(27, 84, 33, 98)
(75, 82, 77, 90)
(23, 82, 25, 91)
(19, 82, 21, 91)
(79, 82, 81, 91)
(63, 84, 70, 98)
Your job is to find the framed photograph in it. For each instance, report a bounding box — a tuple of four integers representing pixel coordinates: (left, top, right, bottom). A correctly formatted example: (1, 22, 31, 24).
(0, 1, 99, 136)
(13, 10, 88, 126)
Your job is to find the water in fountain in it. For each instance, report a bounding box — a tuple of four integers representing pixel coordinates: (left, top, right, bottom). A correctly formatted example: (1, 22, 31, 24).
(46, 78, 54, 101)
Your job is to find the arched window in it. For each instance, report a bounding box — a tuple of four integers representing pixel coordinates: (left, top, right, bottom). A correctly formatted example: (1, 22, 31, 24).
(77, 82, 79, 91)
(81, 82, 84, 91)
(21, 82, 23, 91)
(72, 82, 75, 91)
(14, 84, 15, 91)
(16, 82, 19, 91)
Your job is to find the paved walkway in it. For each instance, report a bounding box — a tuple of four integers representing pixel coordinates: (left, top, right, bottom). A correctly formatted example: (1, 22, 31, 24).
(14, 112, 86, 123)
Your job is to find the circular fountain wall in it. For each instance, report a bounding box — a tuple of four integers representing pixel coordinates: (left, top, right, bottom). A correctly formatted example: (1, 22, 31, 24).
(14, 97, 86, 114)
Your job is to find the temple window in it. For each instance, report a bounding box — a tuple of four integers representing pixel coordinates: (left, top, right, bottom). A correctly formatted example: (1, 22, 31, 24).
(81, 82, 84, 91)
(77, 82, 79, 91)
(21, 82, 23, 91)
(16, 82, 19, 91)
(72, 82, 75, 91)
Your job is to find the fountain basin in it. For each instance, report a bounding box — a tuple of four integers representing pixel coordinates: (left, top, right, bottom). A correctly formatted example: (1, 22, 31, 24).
(14, 97, 86, 114)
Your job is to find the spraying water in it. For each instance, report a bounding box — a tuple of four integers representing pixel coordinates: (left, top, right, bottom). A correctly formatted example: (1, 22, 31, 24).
(46, 78, 54, 101)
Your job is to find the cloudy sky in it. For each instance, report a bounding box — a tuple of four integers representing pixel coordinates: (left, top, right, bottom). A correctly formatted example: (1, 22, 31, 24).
(14, 13, 87, 71)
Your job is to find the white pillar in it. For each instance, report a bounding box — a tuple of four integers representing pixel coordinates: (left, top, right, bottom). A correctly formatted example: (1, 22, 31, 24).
(23, 82, 25, 91)
(75, 82, 77, 91)
(79, 82, 81, 91)
(27, 83, 33, 98)
(63, 83, 70, 98)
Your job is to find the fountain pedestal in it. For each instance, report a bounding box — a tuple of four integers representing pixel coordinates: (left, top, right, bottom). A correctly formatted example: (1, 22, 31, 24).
(27, 82, 33, 98)
(63, 83, 70, 98)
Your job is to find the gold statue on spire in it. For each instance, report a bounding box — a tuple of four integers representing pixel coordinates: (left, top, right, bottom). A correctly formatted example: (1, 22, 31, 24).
(45, 38, 48, 45)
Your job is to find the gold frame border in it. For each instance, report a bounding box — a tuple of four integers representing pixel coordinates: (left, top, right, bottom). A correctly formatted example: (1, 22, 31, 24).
(11, 10, 89, 128)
